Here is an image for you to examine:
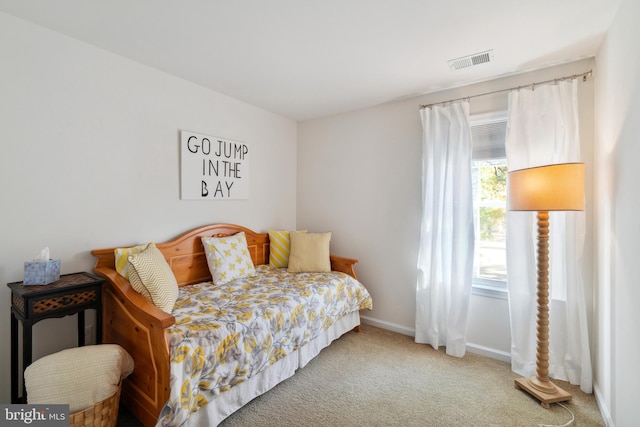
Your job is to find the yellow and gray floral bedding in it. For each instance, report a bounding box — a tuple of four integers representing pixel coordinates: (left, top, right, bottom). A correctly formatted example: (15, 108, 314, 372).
(159, 265, 372, 426)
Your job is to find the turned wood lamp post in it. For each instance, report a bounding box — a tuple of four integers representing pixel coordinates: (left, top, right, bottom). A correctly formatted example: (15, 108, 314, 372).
(508, 162, 584, 408)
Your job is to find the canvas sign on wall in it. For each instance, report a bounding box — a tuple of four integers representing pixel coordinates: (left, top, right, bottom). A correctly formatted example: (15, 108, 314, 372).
(180, 130, 249, 200)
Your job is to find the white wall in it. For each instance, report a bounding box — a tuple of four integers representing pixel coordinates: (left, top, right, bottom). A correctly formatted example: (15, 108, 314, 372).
(298, 58, 595, 360)
(0, 12, 297, 403)
(594, 0, 640, 424)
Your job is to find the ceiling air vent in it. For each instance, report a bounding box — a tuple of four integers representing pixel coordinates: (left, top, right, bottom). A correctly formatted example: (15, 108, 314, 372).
(448, 50, 494, 71)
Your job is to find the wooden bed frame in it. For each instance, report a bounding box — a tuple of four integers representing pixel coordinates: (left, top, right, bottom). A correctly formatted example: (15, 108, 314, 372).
(91, 223, 360, 427)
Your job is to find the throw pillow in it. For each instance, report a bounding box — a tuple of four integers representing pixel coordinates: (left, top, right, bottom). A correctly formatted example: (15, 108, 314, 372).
(114, 243, 151, 280)
(127, 259, 153, 302)
(288, 231, 332, 273)
(268, 229, 306, 268)
(127, 243, 179, 314)
(202, 232, 256, 285)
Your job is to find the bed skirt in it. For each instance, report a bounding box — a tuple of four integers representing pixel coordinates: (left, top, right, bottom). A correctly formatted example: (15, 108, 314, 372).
(183, 311, 361, 426)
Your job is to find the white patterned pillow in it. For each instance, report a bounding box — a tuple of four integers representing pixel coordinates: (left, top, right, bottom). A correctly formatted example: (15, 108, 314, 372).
(202, 232, 256, 285)
(127, 242, 179, 313)
(114, 243, 151, 280)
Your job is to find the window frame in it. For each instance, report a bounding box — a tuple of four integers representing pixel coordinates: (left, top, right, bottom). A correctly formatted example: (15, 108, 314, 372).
(469, 111, 509, 299)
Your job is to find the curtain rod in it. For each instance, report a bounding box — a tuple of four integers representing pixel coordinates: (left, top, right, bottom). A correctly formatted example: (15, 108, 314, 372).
(419, 69, 592, 110)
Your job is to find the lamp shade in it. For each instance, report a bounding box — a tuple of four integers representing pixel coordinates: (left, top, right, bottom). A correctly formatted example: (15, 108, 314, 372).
(508, 162, 584, 211)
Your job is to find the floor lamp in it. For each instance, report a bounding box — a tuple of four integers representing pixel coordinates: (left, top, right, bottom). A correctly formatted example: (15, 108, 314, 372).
(508, 162, 584, 408)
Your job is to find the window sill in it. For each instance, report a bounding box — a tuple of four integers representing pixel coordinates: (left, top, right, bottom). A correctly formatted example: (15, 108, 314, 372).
(471, 284, 508, 300)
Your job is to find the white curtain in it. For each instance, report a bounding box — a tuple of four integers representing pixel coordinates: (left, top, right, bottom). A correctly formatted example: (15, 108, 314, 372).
(506, 79, 592, 392)
(415, 102, 474, 358)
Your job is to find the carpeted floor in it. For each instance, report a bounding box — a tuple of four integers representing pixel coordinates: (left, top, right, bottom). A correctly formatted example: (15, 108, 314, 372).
(119, 324, 605, 426)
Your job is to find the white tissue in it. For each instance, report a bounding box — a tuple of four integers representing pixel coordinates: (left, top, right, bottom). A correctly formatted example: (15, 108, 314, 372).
(35, 247, 50, 261)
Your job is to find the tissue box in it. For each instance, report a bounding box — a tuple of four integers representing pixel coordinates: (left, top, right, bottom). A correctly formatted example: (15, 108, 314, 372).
(23, 259, 61, 285)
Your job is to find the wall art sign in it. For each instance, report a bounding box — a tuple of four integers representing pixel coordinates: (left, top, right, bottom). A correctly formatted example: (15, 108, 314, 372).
(180, 130, 249, 200)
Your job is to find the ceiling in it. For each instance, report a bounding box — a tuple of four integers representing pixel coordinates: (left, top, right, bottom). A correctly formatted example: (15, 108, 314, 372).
(0, 0, 621, 121)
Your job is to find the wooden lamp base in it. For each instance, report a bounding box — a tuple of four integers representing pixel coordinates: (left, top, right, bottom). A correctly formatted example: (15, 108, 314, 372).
(513, 211, 572, 409)
(515, 376, 572, 409)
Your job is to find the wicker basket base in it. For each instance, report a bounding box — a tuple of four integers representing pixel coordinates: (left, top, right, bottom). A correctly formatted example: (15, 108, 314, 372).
(69, 383, 122, 427)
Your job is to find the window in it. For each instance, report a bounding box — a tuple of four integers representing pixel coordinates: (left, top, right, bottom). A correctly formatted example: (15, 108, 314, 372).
(470, 112, 508, 297)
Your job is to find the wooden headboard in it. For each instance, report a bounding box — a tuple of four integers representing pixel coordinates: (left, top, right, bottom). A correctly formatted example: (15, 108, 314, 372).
(92, 223, 270, 287)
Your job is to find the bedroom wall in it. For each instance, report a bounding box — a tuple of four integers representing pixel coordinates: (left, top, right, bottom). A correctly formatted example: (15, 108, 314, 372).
(0, 12, 297, 403)
(297, 58, 595, 361)
(593, 0, 640, 424)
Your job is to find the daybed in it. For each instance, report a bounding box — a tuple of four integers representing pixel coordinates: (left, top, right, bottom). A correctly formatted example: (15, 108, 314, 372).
(91, 223, 372, 426)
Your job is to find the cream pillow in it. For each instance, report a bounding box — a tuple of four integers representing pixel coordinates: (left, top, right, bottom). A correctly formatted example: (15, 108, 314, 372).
(127, 258, 153, 302)
(25, 344, 134, 413)
(127, 242, 179, 314)
(202, 232, 256, 285)
(288, 231, 332, 273)
(114, 243, 151, 280)
(268, 229, 306, 268)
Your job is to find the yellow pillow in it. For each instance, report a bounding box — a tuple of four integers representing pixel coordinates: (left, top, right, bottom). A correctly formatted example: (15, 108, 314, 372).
(114, 243, 151, 280)
(268, 229, 306, 268)
(202, 232, 256, 285)
(127, 243, 179, 314)
(288, 231, 332, 273)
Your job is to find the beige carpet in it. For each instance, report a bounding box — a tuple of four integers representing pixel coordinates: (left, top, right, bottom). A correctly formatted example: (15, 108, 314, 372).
(220, 324, 604, 427)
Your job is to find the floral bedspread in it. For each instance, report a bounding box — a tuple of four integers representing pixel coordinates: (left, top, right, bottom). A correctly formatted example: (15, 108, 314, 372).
(158, 265, 372, 426)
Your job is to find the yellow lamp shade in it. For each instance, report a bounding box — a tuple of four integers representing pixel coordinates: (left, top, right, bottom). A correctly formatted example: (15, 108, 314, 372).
(508, 163, 584, 211)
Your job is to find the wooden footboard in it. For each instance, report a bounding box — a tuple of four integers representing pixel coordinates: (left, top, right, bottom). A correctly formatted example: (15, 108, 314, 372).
(92, 223, 360, 427)
(93, 265, 173, 427)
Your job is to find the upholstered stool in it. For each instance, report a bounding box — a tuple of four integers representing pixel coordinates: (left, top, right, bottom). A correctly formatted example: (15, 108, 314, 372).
(24, 344, 134, 427)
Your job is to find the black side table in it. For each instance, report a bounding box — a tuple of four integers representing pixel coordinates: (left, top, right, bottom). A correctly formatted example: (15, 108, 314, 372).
(8, 271, 104, 403)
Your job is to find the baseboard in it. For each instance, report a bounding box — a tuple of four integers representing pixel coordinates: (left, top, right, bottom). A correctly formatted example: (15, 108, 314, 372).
(593, 383, 614, 427)
(359, 315, 415, 336)
(360, 315, 512, 363)
(465, 342, 511, 363)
